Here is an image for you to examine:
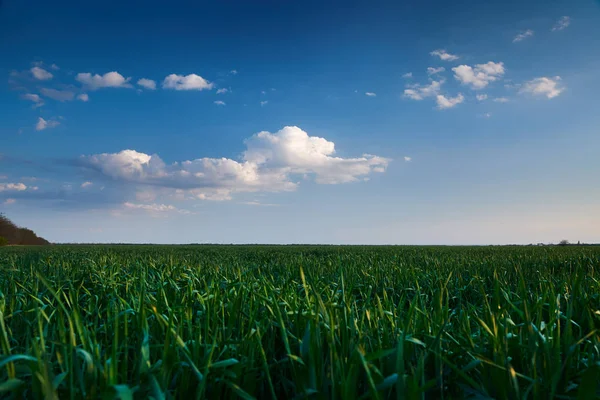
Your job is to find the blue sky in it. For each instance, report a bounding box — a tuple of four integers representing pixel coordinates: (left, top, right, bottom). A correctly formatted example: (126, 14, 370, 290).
(1, 0, 599, 244)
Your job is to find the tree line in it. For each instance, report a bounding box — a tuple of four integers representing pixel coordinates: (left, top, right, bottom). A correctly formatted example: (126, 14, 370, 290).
(0, 213, 50, 245)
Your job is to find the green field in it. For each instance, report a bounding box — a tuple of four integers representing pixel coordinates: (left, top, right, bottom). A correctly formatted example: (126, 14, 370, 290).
(1, 245, 600, 399)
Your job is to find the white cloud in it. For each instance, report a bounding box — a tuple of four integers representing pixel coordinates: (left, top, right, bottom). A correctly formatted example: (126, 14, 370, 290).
(3, 199, 16, 205)
(513, 29, 534, 42)
(482, 113, 492, 118)
(404, 156, 412, 162)
(493, 97, 509, 103)
(430, 49, 459, 61)
(137, 78, 156, 90)
(35, 117, 60, 131)
(50, 64, 60, 70)
(452, 62, 505, 90)
(476, 94, 488, 101)
(0, 183, 27, 192)
(31, 67, 53, 80)
(230, 70, 238, 75)
(240, 201, 279, 207)
(436, 93, 464, 109)
(76, 71, 132, 90)
(365, 92, 376, 97)
(214, 100, 226, 106)
(79, 126, 390, 200)
(162, 74, 213, 91)
(81, 181, 93, 188)
(402, 72, 413, 79)
(403, 80, 444, 100)
(552, 16, 571, 31)
(216, 88, 229, 94)
(77, 93, 89, 102)
(260, 101, 268, 106)
(22, 93, 42, 103)
(123, 202, 191, 215)
(520, 76, 564, 99)
(427, 67, 445, 75)
(41, 88, 75, 102)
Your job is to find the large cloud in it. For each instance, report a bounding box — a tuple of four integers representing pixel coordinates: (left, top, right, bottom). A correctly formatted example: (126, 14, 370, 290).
(78, 126, 390, 200)
(452, 62, 505, 89)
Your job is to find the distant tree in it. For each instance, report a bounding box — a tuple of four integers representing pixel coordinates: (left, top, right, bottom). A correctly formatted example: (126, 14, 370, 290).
(558, 239, 569, 246)
(0, 236, 7, 246)
(0, 213, 50, 245)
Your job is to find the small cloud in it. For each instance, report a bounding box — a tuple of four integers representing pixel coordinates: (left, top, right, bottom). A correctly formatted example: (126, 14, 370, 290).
(35, 117, 60, 131)
(552, 16, 571, 31)
(436, 93, 464, 109)
(240, 201, 280, 207)
(403, 156, 412, 162)
(365, 92, 376, 97)
(162, 74, 213, 91)
(137, 78, 157, 90)
(261, 90, 266, 95)
(81, 181, 93, 188)
(76, 71, 133, 90)
(230, 70, 238, 75)
(50, 64, 60, 70)
(21, 93, 44, 107)
(493, 97, 509, 103)
(40, 88, 75, 102)
(123, 202, 191, 215)
(214, 100, 226, 106)
(270, 88, 276, 91)
(0, 183, 27, 192)
(260, 100, 268, 106)
(427, 67, 445, 75)
(31, 66, 53, 80)
(77, 93, 89, 102)
(513, 29, 534, 42)
(520, 76, 564, 99)
(476, 94, 488, 101)
(3, 199, 16, 205)
(216, 88, 229, 94)
(402, 72, 413, 79)
(430, 49, 459, 61)
(482, 112, 492, 118)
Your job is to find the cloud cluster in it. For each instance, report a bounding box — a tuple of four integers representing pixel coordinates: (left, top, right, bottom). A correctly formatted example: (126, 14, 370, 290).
(78, 126, 390, 201)
(430, 49, 459, 61)
(452, 62, 505, 89)
(162, 74, 213, 91)
(520, 76, 564, 99)
(76, 71, 132, 90)
(403, 80, 443, 100)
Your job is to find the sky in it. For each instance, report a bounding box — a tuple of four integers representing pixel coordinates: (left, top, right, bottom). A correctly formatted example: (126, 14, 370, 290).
(1, 0, 599, 245)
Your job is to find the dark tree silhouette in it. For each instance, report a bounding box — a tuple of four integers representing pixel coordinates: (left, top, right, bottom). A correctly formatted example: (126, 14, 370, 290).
(0, 213, 50, 245)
